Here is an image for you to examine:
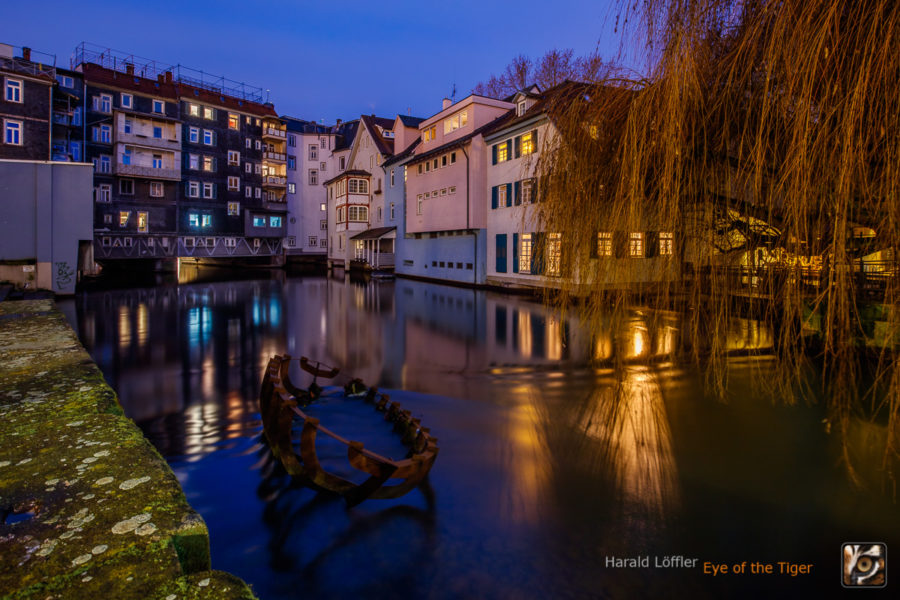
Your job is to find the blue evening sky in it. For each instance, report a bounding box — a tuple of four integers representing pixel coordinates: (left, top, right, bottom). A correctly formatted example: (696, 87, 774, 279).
(4, 0, 636, 123)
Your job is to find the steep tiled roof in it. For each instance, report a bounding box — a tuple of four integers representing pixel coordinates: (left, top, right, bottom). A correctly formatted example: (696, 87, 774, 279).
(360, 114, 396, 156)
(332, 120, 359, 152)
(383, 138, 421, 167)
(398, 115, 426, 128)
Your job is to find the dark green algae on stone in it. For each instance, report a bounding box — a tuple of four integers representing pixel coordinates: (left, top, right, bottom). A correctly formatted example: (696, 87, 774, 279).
(0, 301, 256, 600)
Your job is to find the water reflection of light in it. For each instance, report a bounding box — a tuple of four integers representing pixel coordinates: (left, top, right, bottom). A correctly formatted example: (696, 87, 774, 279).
(655, 326, 676, 356)
(505, 389, 548, 525)
(188, 306, 212, 350)
(269, 297, 281, 327)
(518, 311, 532, 357)
(580, 369, 680, 519)
(629, 325, 647, 358)
(726, 318, 773, 351)
(547, 316, 562, 361)
(137, 303, 149, 348)
(593, 332, 612, 361)
(118, 305, 131, 351)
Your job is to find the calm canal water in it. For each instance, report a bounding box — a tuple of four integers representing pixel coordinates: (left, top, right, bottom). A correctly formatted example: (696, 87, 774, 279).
(60, 269, 898, 599)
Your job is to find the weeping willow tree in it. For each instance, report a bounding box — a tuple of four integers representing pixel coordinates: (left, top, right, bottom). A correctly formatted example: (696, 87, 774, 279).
(533, 0, 899, 489)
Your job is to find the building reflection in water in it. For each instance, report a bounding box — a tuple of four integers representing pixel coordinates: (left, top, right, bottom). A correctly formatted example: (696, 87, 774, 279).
(70, 270, 881, 599)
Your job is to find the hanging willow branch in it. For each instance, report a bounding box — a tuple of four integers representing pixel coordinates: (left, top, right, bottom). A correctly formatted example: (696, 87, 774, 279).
(533, 0, 900, 489)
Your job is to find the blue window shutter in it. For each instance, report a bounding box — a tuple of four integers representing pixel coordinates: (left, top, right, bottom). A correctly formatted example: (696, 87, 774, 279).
(506, 183, 512, 207)
(496, 234, 507, 273)
(491, 185, 498, 209)
(532, 129, 538, 148)
(212, 184, 217, 200)
(514, 136, 521, 158)
(492, 145, 497, 165)
(514, 181, 521, 205)
(512, 233, 519, 273)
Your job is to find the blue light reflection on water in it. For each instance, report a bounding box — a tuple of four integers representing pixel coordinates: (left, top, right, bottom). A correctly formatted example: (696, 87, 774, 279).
(69, 272, 900, 599)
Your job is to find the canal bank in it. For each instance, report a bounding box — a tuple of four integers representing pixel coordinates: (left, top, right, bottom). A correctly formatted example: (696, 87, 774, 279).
(0, 299, 256, 599)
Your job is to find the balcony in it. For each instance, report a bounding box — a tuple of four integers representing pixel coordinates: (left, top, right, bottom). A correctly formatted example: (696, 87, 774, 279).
(263, 151, 286, 162)
(115, 163, 181, 181)
(263, 127, 286, 140)
(263, 175, 287, 187)
(116, 131, 181, 152)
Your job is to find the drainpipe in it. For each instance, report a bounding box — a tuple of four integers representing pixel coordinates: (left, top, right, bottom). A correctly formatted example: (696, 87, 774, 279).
(461, 145, 474, 284)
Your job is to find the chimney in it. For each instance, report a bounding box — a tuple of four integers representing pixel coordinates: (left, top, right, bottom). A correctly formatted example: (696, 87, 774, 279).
(336, 118, 342, 126)
(125, 63, 134, 75)
(157, 74, 164, 84)
(165, 71, 173, 83)
(22, 47, 31, 61)
(442, 98, 452, 110)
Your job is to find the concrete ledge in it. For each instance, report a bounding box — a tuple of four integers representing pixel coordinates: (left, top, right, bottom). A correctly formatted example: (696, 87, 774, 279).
(0, 300, 256, 599)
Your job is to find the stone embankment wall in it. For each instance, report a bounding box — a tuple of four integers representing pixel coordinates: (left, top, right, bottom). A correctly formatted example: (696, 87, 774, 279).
(0, 300, 256, 600)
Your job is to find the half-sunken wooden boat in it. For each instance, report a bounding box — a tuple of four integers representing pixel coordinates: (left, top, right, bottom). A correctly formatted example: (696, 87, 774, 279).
(259, 354, 439, 506)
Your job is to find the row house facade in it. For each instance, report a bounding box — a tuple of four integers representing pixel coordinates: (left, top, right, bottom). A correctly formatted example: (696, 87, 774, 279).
(282, 117, 343, 260)
(72, 45, 286, 263)
(397, 95, 515, 284)
(484, 81, 679, 291)
(0, 44, 55, 161)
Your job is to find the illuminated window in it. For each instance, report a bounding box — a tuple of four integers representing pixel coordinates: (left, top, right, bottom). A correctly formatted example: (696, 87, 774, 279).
(228, 202, 240, 216)
(202, 156, 214, 171)
(119, 211, 130, 227)
(423, 125, 437, 142)
(228, 113, 239, 130)
(253, 215, 266, 227)
(660, 232, 674, 256)
(547, 233, 562, 276)
(203, 106, 215, 120)
(629, 232, 644, 257)
(201, 215, 211, 227)
(188, 154, 199, 170)
(498, 185, 508, 207)
(521, 131, 535, 155)
(443, 109, 468, 134)
(496, 141, 509, 163)
(137, 211, 148, 233)
(597, 232, 612, 257)
(269, 216, 282, 227)
(519, 233, 532, 273)
(188, 103, 200, 117)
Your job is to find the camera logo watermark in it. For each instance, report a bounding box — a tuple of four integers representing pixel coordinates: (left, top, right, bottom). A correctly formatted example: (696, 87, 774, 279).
(842, 543, 886, 588)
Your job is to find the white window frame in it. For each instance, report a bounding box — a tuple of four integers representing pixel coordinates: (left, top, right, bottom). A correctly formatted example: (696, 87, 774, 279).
(188, 181, 200, 198)
(149, 182, 164, 197)
(4, 119, 22, 145)
(152, 99, 165, 114)
(97, 184, 112, 203)
(629, 232, 644, 258)
(202, 182, 215, 199)
(228, 202, 240, 216)
(121, 93, 133, 109)
(203, 129, 215, 145)
(597, 232, 612, 257)
(228, 150, 240, 166)
(227, 176, 240, 191)
(189, 127, 199, 144)
(309, 169, 318, 185)
(188, 103, 200, 117)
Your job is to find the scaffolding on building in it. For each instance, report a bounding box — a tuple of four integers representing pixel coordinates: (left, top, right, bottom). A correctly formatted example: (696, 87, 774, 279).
(71, 42, 265, 104)
(0, 43, 56, 80)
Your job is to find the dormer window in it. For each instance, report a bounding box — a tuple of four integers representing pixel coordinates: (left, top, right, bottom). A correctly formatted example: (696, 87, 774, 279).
(517, 100, 527, 116)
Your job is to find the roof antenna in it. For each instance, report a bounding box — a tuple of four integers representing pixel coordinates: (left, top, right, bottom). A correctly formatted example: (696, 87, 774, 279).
(450, 82, 457, 102)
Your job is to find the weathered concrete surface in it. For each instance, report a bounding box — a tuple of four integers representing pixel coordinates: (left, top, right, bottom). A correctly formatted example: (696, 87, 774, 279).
(0, 300, 256, 599)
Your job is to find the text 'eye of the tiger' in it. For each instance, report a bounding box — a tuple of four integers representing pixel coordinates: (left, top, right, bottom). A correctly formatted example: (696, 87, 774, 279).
(856, 557, 873, 572)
